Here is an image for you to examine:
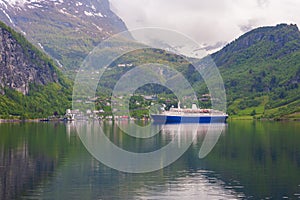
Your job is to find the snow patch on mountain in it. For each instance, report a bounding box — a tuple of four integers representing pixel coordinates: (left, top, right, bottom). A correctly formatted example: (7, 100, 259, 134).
(84, 10, 103, 17)
(0, 1, 8, 9)
(0, 7, 14, 26)
(84, 10, 93, 16)
(5, 0, 63, 6)
(6, 0, 40, 6)
(37, 42, 44, 50)
(75, 2, 82, 6)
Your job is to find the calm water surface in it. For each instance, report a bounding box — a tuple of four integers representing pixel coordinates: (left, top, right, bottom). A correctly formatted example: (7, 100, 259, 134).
(0, 121, 299, 199)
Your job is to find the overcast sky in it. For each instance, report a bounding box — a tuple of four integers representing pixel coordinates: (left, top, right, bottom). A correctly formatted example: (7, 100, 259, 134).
(109, 0, 300, 52)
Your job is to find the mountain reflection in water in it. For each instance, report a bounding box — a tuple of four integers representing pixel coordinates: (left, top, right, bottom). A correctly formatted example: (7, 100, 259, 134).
(0, 121, 299, 199)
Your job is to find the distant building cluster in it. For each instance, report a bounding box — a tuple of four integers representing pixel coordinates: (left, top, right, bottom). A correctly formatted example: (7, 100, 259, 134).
(64, 93, 213, 121)
(117, 63, 133, 67)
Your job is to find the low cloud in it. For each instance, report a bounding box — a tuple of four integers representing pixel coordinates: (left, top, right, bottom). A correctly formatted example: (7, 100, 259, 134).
(109, 0, 300, 53)
(239, 19, 260, 32)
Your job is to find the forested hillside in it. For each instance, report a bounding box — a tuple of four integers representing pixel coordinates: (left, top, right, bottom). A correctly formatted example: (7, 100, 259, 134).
(212, 24, 300, 119)
(0, 21, 71, 119)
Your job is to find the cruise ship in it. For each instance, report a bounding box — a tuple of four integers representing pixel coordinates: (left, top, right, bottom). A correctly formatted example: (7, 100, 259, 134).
(151, 103, 228, 124)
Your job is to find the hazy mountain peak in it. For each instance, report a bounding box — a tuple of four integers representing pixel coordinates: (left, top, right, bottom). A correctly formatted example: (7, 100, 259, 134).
(3, 0, 63, 6)
(1, 0, 60, 8)
(0, 0, 128, 76)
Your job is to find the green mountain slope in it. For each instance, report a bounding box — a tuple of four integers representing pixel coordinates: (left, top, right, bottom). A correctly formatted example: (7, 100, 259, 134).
(212, 24, 300, 119)
(0, 21, 71, 119)
(86, 24, 300, 120)
(2, 21, 298, 120)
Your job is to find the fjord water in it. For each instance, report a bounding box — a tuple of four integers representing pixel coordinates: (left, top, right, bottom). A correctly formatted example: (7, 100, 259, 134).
(0, 121, 299, 199)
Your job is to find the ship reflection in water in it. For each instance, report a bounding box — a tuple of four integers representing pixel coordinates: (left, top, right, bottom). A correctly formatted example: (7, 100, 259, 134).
(1, 122, 300, 199)
(160, 123, 226, 158)
(72, 121, 242, 199)
(75, 121, 226, 173)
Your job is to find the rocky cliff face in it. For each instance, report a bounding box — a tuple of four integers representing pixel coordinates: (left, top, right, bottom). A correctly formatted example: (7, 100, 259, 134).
(0, 22, 58, 95)
(0, 0, 128, 75)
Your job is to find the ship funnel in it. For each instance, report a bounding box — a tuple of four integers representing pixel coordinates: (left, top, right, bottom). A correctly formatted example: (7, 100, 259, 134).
(192, 103, 198, 110)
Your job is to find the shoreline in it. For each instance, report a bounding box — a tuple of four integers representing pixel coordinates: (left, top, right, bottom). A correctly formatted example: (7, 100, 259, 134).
(228, 116, 300, 122)
(0, 118, 63, 123)
(1, 117, 300, 123)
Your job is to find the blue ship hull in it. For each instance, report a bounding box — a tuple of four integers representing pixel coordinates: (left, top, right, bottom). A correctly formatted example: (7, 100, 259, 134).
(151, 114, 228, 124)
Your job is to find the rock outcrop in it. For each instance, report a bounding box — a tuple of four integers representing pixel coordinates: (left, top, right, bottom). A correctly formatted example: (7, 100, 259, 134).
(0, 22, 58, 95)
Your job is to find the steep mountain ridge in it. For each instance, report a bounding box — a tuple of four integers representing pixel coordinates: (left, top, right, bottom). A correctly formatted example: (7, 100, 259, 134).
(0, 21, 71, 118)
(0, 21, 59, 95)
(0, 0, 128, 76)
(211, 23, 300, 118)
